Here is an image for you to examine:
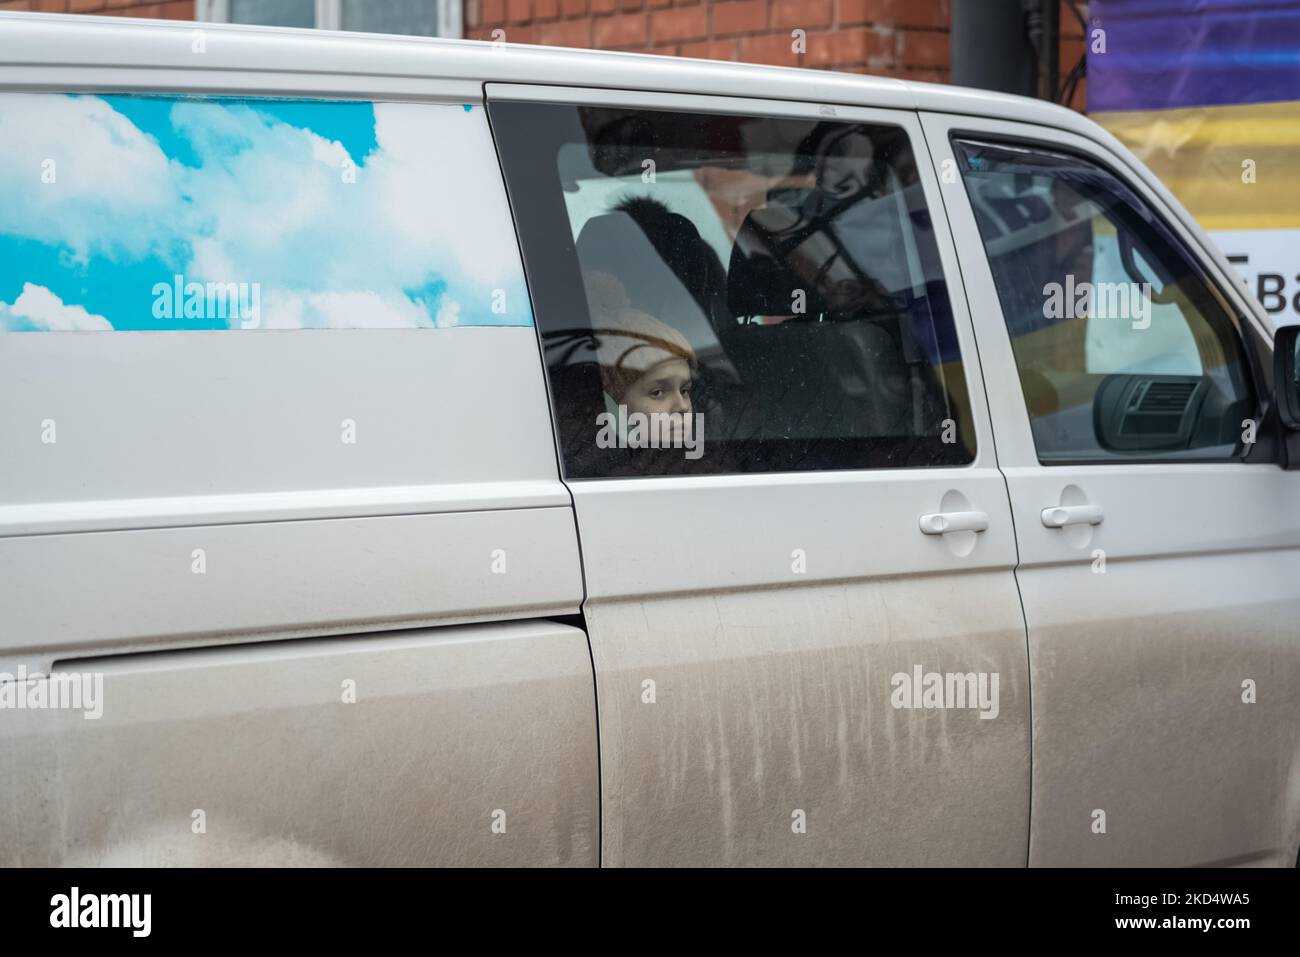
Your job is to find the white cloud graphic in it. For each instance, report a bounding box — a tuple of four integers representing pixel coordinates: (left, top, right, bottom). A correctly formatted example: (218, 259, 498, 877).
(0, 95, 530, 329)
(435, 299, 461, 328)
(0, 95, 178, 265)
(0, 283, 111, 331)
(260, 289, 434, 329)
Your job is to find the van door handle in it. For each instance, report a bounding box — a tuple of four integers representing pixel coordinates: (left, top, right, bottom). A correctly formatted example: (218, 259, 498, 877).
(919, 510, 989, 535)
(1041, 504, 1104, 528)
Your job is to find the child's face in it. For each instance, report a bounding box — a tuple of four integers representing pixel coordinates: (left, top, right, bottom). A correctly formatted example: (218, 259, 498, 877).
(623, 358, 693, 421)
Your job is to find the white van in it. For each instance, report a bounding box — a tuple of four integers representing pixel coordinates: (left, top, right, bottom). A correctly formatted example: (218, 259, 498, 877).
(2, 11, 1298, 868)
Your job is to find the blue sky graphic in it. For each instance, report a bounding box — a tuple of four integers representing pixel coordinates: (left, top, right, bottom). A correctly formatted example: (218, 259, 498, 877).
(0, 95, 531, 331)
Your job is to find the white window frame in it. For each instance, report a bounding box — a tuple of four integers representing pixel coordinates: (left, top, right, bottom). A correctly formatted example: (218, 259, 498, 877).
(196, 0, 462, 40)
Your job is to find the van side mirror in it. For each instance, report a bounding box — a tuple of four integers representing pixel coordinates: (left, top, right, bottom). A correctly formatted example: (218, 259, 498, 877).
(1275, 325, 1300, 431)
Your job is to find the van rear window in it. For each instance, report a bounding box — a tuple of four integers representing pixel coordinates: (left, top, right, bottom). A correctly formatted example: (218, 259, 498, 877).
(0, 94, 531, 331)
(491, 101, 974, 477)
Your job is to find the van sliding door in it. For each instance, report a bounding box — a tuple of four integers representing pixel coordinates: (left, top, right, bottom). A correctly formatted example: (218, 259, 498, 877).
(491, 85, 1032, 866)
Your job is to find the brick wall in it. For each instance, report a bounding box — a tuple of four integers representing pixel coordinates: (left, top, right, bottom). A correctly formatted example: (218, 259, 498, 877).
(467, 0, 953, 84)
(0, 1, 194, 17)
(467, 0, 1087, 109)
(6, 0, 1088, 110)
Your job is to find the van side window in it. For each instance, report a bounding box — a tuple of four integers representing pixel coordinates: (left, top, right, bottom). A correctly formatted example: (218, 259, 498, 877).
(0, 93, 530, 331)
(953, 138, 1258, 463)
(492, 103, 975, 477)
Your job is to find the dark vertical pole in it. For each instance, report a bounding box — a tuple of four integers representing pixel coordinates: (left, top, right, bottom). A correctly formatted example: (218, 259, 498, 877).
(951, 0, 1060, 102)
(1034, 0, 1060, 102)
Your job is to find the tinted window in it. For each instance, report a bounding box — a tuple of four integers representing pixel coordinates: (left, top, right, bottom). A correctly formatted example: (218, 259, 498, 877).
(954, 138, 1257, 462)
(340, 0, 444, 35)
(229, 0, 315, 28)
(493, 102, 975, 477)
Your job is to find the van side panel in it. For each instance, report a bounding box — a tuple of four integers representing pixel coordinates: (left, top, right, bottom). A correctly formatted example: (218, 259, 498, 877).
(0, 622, 598, 867)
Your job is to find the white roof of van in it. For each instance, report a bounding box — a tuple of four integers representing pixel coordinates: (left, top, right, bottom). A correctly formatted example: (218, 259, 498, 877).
(0, 10, 1095, 137)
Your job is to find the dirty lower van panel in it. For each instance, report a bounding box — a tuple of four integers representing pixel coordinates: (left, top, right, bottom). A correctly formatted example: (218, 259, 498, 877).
(0, 621, 599, 867)
(587, 576, 1029, 867)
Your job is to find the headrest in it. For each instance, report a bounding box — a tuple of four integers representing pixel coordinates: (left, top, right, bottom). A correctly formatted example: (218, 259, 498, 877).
(575, 210, 712, 342)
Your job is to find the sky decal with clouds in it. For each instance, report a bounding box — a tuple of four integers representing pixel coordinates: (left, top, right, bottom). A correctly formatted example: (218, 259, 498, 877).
(0, 94, 533, 331)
